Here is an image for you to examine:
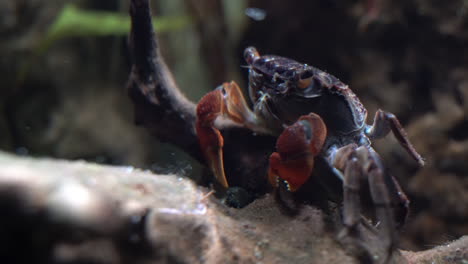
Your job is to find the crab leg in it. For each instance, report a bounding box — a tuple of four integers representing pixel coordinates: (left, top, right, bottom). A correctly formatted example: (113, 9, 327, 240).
(360, 147, 399, 261)
(268, 113, 327, 191)
(332, 144, 410, 262)
(341, 147, 362, 230)
(196, 81, 262, 188)
(366, 109, 424, 166)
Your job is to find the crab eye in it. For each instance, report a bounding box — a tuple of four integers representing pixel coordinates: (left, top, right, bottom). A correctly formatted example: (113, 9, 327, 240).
(298, 77, 312, 89)
(297, 71, 313, 89)
(244, 47, 260, 65)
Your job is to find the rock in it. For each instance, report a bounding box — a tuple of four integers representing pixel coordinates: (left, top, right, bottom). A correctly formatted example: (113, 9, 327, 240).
(402, 236, 468, 264)
(0, 151, 465, 263)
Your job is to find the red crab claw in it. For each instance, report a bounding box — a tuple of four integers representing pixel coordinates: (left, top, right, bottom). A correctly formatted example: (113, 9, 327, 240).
(196, 81, 256, 188)
(268, 113, 327, 192)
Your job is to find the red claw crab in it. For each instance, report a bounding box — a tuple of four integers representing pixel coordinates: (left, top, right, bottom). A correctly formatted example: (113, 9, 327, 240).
(196, 47, 424, 256)
(127, 1, 425, 261)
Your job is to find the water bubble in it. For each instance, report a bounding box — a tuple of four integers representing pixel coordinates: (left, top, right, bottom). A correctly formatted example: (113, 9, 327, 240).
(245, 8, 267, 21)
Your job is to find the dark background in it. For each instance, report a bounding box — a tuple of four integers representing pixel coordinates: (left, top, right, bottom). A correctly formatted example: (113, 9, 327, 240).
(1, 0, 467, 251)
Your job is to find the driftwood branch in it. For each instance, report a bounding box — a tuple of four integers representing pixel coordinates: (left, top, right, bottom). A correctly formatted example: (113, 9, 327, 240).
(127, 0, 199, 160)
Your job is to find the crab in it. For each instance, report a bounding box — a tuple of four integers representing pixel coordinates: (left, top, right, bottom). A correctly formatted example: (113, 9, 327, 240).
(127, 0, 424, 259)
(195, 47, 424, 258)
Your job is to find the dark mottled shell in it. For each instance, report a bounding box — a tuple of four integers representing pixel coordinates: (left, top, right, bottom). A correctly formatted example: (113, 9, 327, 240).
(251, 55, 305, 81)
(246, 50, 367, 132)
(313, 70, 367, 129)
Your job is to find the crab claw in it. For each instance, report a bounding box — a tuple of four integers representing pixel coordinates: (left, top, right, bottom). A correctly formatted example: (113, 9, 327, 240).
(196, 81, 259, 188)
(196, 86, 228, 188)
(268, 113, 327, 191)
